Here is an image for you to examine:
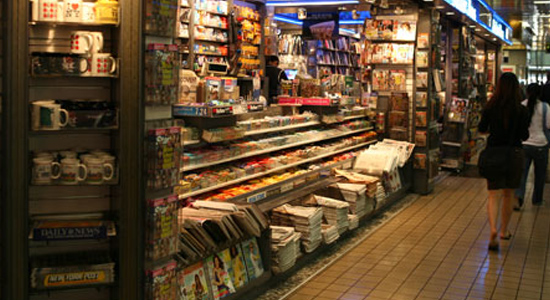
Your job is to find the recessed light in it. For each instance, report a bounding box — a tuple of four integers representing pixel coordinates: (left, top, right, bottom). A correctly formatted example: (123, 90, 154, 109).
(446, 11, 455, 15)
(484, 33, 490, 36)
(469, 25, 476, 28)
(475, 28, 481, 31)
(435, 6, 445, 9)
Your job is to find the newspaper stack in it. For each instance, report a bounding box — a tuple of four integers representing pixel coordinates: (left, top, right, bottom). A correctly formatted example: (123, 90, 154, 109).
(308, 195, 350, 235)
(321, 224, 340, 244)
(331, 183, 369, 218)
(272, 204, 323, 253)
(348, 214, 359, 230)
(375, 181, 387, 209)
(271, 226, 301, 274)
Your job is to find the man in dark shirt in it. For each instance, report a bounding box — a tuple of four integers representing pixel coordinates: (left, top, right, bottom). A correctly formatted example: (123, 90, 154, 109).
(265, 55, 288, 105)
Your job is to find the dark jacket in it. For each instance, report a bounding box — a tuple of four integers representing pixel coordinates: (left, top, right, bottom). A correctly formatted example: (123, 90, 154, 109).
(266, 65, 288, 102)
(479, 105, 530, 147)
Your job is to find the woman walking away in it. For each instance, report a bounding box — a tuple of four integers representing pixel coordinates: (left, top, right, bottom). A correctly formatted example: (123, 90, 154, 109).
(516, 83, 550, 209)
(478, 72, 530, 251)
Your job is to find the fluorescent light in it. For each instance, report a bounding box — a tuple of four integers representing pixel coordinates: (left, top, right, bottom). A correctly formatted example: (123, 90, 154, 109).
(534, 0, 550, 4)
(446, 11, 455, 15)
(266, 0, 359, 6)
(475, 28, 481, 31)
(435, 5, 445, 9)
(273, 15, 303, 26)
(423, 0, 434, 2)
(340, 20, 365, 25)
(340, 28, 357, 35)
(469, 25, 476, 28)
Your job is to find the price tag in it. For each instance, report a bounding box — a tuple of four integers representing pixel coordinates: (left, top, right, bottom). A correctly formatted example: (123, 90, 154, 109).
(247, 192, 266, 203)
(280, 182, 293, 193)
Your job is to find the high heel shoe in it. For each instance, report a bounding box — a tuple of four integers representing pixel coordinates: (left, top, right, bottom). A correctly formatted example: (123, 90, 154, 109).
(488, 232, 499, 251)
(500, 231, 512, 240)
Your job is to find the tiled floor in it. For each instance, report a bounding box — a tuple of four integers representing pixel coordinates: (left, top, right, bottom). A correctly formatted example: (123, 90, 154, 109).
(284, 176, 550, 300)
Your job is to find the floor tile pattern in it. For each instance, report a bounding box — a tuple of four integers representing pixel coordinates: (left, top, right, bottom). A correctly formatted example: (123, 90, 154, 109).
(285, 176, 550, 300)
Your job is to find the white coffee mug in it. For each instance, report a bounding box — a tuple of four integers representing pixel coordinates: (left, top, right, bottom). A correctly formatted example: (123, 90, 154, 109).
(97, 154, 116, 183)
(60, 158, 87, 185)
(57, 2, 64, 22)
(63, 0, 82, 22)
(85, 157, 114, 185)
(37, 0, 58, 21)
(70, 31, 95, 54)
(84, 53, 117, 77)
(33, 157, 61, 185)
(88, 32, 104, 53)
(31, 102, 69, 131)
(82, 2, 96, 23)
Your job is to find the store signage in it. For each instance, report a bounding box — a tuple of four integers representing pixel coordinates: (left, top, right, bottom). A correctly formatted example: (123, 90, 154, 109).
(445, 0, 477, 21)
(302, 12, 339, 40)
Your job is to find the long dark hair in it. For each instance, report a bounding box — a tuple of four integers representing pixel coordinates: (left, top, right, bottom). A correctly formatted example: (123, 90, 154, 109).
(526, 83, 541, 125)
(486, 72, 523, 129)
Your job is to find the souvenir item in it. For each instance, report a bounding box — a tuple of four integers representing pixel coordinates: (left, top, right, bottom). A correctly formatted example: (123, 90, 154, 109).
(85, 157, 114, 185)
(95, 0, 119, 25)
(60, 158, 87, 185)
(82, 2, 96, 23)
(31, 102, 70, 131)
(38, 0, 58, 21)
(63, 0, 82, 22)
(33, 157, 61, 184)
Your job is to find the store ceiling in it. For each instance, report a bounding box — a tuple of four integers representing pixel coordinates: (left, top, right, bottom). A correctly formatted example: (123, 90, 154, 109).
(491, 0, 547, 49)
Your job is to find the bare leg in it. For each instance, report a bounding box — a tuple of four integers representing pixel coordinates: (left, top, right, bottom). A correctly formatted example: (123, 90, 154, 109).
(501, 189, 514, 237)
(487, 189, 500, 242)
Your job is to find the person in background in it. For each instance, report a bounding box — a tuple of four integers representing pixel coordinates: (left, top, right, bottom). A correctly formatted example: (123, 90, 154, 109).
(265, 55, 288, 106)
(479, 72, 530, 251)
(516, 83, 550, 209)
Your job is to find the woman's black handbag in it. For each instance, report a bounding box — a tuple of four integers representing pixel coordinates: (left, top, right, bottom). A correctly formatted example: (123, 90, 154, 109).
(478, 146, 512, 180)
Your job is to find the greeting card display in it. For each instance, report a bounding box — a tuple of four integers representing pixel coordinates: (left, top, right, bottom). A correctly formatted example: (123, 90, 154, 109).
(145, 44, 180, 105)
(147, 127, 182, 190)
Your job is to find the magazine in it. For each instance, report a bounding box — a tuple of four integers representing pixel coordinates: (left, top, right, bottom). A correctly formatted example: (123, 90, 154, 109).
(417, 33, 429, 48)
(372, 69, 389, 91)
(416, 72, 428, 88)
(390, 70, 406, 91)
(241, 238, 264, 280)
(448, 97, 468, 122)
(206, 249, 236, 300)
(416, 92, 428, 108)
(227, 245, 248, 289)
(416, 51, 429, 68)
(180, 262, 211, 300)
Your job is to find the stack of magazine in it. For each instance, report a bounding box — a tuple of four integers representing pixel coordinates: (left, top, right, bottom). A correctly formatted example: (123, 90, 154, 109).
(272, 204, 323, 253)
(321, 224, 340, 244)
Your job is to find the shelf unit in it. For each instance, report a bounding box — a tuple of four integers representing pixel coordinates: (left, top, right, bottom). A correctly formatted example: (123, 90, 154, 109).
(179, 137, 376, 199)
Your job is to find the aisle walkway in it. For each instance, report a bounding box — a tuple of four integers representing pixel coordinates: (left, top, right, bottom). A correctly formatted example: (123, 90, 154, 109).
(284, 176, 550, 300)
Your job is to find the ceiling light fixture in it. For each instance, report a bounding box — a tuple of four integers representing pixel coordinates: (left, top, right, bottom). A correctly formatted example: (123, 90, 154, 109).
(534, 0, 550, 4)
(266, 0, 359, 6)
(446, 11, 455, 15)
